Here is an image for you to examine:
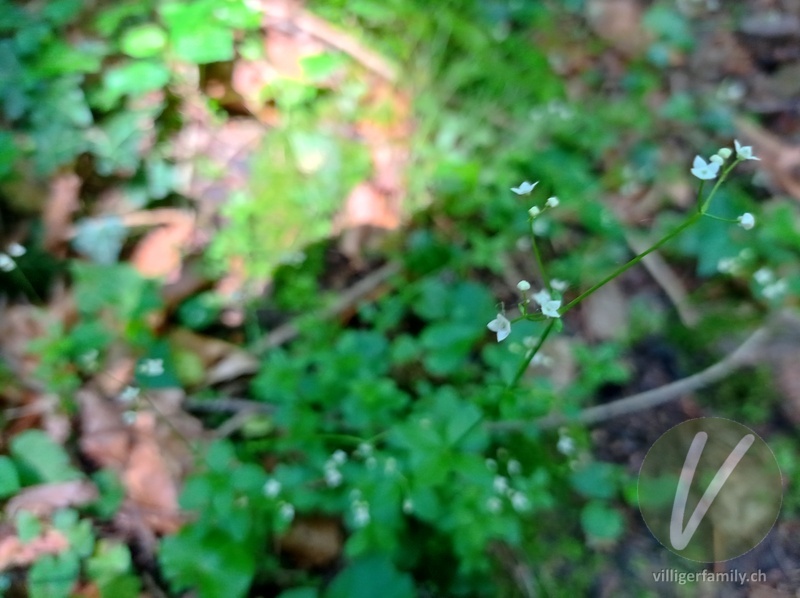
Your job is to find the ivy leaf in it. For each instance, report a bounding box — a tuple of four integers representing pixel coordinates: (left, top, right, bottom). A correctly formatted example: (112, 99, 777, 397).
(11, 430, 82, 484)
(324, 555, 415, 598)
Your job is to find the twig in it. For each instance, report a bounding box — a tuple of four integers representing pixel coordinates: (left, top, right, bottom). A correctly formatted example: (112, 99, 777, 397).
(249, 261, 400, 355)
(488, 323, 773, 432)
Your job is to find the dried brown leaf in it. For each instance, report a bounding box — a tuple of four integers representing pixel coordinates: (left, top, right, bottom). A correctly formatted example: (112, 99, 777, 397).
(5, 480, 98, 518)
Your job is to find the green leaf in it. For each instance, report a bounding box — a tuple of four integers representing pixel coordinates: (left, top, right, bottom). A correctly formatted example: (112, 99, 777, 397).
(172, 26, 234, 64)
(277, 589, 319, 598)
(160, 528, 255, 598)
(0, 456, 20, 498)
(28, 551, 80, 598)
(16, 511, 42, 543)
(95, 61, 170, 109)
(71, 216, 128, 265)
(580, 501, 625, 540)
(324, 555, 415, 598)
(10, 430, 82, 483)
(120, 24, 167, 58)
(569, 462, 618, 500)
(87, 540, 133, 583)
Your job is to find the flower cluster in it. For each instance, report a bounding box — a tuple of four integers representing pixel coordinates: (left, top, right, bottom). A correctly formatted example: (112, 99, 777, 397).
(324, 449, 347, 487)
(0, 243, 25, 272)
(484, 461, 530, 514)
(690, 140, 759, 181)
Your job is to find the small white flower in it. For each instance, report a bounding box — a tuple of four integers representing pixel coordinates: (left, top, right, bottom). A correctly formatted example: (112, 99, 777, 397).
(352, 501, 370, 527)
(517, 280, 531, 291)
(532, 289, 551, 306)
(550, 279, 568, 292)
(717, 257, 737, 274)
(734, 139, 760, 161)
(486, 497, 502, 513)
(754, 268, 774, 285)
(717, 147, 732, 160)
(122, 410, 138, 425)
(138, 358, 164, 377)
(331, 450, 347, 466)
(738, 212, 755, 230)
(119, 386, 140, 402)
(279, 502, 295, 522)
(546, 196, 560, 208)
(402, 498, 414, 514)
(690, 155, 720, 180)
(762, 279, 788, 300)
(6, 243, 25, 257)
(709, 155, 724, 166)
(541, 299, 561, 319)
(485, 458, 497, 471)
(384, 457, 397, 474)
(349, 488, 362, 500)
(530, 353, 553, 367)
(264, 478, 281, 498)
(487, 313, 511, 342)
(357, 442, 373, 457)
(493, 476, 509, 494)
(325, 467, 343, 488)
(510, 491, 529, 512)
(507, 459, 521, 476)
(557, 434, 576, 456)
(0, 254, 15, 272)
(511, 181, 538, 195)
(528, 205, 541, 218)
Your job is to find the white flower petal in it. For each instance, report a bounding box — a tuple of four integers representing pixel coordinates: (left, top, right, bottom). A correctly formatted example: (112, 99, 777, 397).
(487, 314, 511, 342)
(738, 212, 755, 230)
(541, 299, 561, 319)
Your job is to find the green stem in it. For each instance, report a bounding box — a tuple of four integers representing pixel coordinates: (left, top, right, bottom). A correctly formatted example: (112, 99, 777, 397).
(562, 211, 703, 314)
(531, 234, 550, 290)
(509, 319, 556, 389)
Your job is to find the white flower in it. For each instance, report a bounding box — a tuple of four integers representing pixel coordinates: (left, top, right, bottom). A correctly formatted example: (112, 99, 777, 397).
(517, 280, 531, 291)
(754, 268, 774, 285)
(717, 147, 732, 160)
(122, 410, 137, 425)
(511, 181, 538, 195)
(138, 358, 164, 377)
(557, 434, 576, 456)
(717, 257, 737, 274)
(690, 155, 720, 180)
(510, 492, 529, 512)
(485, 458, 497, 471)
(384, 457, 397, 474)
(6, 243, 25, 257)
(324, 467, 342, 488)
(762, 279, 788, 300)
(486, 497, 502, 513)
(738, 212, 755, 230)
(546, 196, 559, 208)
(264, 478, 281, 498)
(532, 289, 551, 306)
(550, 279, 568, 292)
(352, 501, 370, 527)
(402, 498, 414, 514)
(279, 502, 295, 522)
(0, 253, 15, 272)
(735, 139, 760, 161)
(357, 442, 373, 457)
(487, 313, 511, 342)
(507, 459, 521, 476)
(119, 386, 140, 402)
(331, 450, 347, 466)
(709, 155, 724, 166)
(528, 205, 541, 218)
(530, 353, 553, 367)
(541, 299, 561, 319)
(493, 476, 509, 494)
